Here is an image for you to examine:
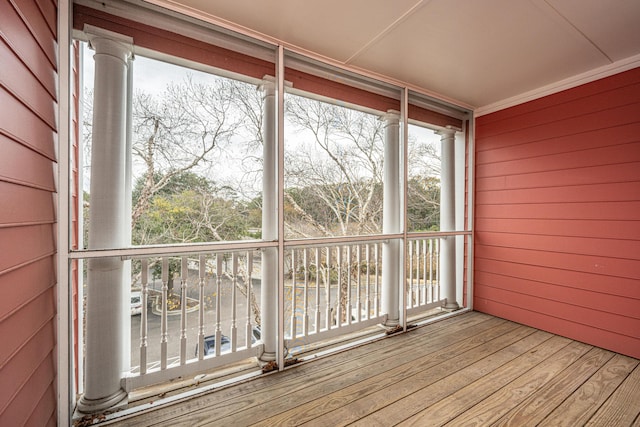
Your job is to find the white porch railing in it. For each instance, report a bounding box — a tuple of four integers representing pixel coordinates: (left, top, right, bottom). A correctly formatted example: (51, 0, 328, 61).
(283, 240, 387, 353)
(74, 233, 465, 393)
(125, 249, 263, 391)
(406, 237, 444, 316)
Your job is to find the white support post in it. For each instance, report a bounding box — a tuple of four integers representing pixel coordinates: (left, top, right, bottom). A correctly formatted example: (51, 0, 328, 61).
(381, 110, 401, 326)
(437, 128, 460, 310)
(259, 76, 277, 361)
(77, 26, 133, 414)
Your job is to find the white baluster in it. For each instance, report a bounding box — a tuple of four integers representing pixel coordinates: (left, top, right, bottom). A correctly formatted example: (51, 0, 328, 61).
(365, 244, 371, 320)
(303, 248, 309, 337)
(140, 259, 148, 374)
(246, 252, 253, 348)
(160, 257, 168, 370)
(373, 243, 380, 317)
(215, 254, 223, 357)
(290, 250, 297, 338)
(346, 245, 352, 325)
(180, 256, 188, 365)
(198, 255, 205, 359)
(356, 245, 362, 322)
(314, 248, 321, 334)
(325, 247, 332, 330)
(337, 246, 343, 327)
(409, 241, 414, 309)
(231, 253, 238, 352)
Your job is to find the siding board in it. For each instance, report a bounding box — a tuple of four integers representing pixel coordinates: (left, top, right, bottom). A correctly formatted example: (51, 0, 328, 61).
(9, 0, 57, 66)
(474, 285, 639, 338)
(475, 68, 640, 359)
(0, 225, 56, 275)
(476, 102, 640, 152)
(476, 181, 640, 205)
(0, 182, 55, 226)
(0, 257, 55, 321)
(476, 161, 640, 192)
(474, 270, 640, 319)
(476, 67, 640, 126)
(0, 321, 54, 412)
(475, 258, 640, 300)
(0, 0, 57, 97)
(0, 38, 57, 129)
(476, 122, 640, 165)
(0, 0, 58, 422)
(476, 218, 640, 240)
(477, 82, 640, 138)
(476, 142, 640, 178)
(475, 242, 640, 276)
(475, 201, 640, 221)
(0, 134, 56, 191)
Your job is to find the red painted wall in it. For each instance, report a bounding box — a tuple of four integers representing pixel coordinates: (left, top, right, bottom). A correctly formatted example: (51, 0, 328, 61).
(0, 0, 58, 425)
(474, 68, 640, 359)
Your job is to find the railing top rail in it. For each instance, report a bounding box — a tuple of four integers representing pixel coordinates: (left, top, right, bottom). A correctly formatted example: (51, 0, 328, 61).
(283, 233, 400, 249)
(406, 230, 472, 240)
(68, 239, 276, 260)
(68, 230, 472, 260)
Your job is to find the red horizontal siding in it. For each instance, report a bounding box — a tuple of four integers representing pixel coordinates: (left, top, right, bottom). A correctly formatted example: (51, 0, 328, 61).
(476, 67, 640, 126)
(0, 182, 55, 227)
(0, 0, 56, 97)
(0, 87, 57, 160)
(475, 270, 640, 319)
(476, 102, 640, 153)
(476, 218, 640, 240)
(476, 181, 640, 205)
(0, 0, 58, 423)
(0, 38, 57, 129)
(474, 67, 640, 359)
(10, 0, 57, 67)
(0, 134, 56, 191)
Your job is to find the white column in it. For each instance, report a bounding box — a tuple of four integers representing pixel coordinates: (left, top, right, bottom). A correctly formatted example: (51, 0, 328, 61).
(77, 26, 133, 414)
(259, 76, 277, 361)
(381, 111, 401, 326)
(437, 128, 460, 310)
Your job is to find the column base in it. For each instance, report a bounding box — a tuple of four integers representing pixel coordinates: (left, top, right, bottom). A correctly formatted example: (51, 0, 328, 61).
(382, 317, 400, 328)
(442, 299, 460, 311)
(259, 351, 277, 363)
(76, 388, 128, 415)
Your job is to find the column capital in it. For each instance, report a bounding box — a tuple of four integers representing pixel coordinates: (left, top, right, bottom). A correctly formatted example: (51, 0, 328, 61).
(259, 75, 276, 95)
(436, 125, 459, 137)
(381, 109, 400, 125)
(85, 24, 133, 64)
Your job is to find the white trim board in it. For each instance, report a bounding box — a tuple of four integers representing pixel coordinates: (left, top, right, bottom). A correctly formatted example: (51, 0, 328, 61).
(475, 53, 640, 117)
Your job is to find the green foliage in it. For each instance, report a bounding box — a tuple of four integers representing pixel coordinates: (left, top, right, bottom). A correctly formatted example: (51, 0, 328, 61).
(407, 176, 440, 232)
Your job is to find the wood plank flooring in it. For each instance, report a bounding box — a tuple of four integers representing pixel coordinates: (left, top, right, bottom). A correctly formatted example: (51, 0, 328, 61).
(104, 312, 640, 426)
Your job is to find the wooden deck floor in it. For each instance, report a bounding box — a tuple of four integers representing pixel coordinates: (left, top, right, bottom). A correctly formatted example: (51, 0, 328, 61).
(105, 311, 640, 426)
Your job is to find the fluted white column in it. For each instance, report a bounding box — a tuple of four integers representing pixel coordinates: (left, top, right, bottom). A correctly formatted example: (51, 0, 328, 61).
(259, 76, 277, 361)
(381, 111, 401, 326)
(437, 128, 460, 310)
(77, 26, 133, 414)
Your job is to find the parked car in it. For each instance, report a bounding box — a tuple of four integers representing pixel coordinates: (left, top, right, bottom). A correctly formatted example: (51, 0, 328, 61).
(195, 326, 261, 357)
(196, 335, 231, 356)
(130, 291, 142, 316)
(251, 326, 261, 344)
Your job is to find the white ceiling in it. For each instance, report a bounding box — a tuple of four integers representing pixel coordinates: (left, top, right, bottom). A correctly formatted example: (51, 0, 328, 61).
(149, 0, 640, 110)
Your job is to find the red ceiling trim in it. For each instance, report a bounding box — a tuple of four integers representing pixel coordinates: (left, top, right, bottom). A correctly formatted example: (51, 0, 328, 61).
(73, 4, 462, 127)
(73, 4, 274, 80)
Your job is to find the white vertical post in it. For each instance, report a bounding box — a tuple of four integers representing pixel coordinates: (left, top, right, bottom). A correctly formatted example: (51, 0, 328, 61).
(381, 110, 401, 326)
(437, 128, 460, 310)
(77, 26, 132, 414)
(260, 76, 277, 361)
